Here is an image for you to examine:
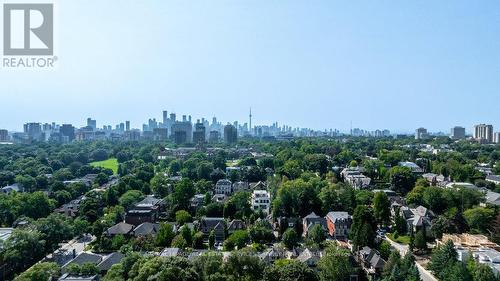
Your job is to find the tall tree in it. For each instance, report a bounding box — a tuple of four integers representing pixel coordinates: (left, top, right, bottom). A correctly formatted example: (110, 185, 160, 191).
(318, 243, 353, 281)
(373, 192, 391, 227)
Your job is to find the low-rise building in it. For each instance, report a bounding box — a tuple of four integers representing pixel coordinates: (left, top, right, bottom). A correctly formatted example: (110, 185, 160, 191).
(398, 161, 424, 174)
(215, 179, 233, 195)
(232, 181, 249, 193)
(359, 246, 386, 275)
(190, 194, 206, 210)
(251, 190, 271, 214)
(227, 219, 246, 234)
(125, 209, 156, 226)
(486, 175, 500, 185)
(340, 167, 371, 189)
(133, 222, 160, 237)
(199, 217, 226, 242)
(104, 222, 134, 236)
(398, 205, 434, 235)
(325, 211, 352, 240)
(302, 212, 327, 237)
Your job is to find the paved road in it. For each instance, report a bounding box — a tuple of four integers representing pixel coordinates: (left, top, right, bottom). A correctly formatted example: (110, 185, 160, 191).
(384, 236, 437, 281)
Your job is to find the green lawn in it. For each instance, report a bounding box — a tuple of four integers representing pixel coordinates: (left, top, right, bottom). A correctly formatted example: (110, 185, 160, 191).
(90, 158, 118, 174)
(387, 232, 411, 245)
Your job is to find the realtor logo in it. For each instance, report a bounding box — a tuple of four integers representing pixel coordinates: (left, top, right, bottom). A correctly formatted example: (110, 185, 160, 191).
(3, 4, 53, 56)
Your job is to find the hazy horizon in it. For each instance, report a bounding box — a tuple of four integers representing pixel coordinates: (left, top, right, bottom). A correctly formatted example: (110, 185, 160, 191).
(1, 1, 499, 133)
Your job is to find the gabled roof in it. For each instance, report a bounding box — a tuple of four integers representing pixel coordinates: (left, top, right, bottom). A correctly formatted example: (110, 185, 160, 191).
(201, 217, 225, 229)
(303, 212, 320, 219)
(370, 254, 386, 269)
(105, 222, 134, 235)
(486, 191, 500, 206)
(214, 221, 225, 231)
(58, 274, 99, 281)
(160, 247, 182, 257)
(296, 248, 321, 264)
(98, 252, 124, 271)
(62, 252, 102, 269)
(413, 206, 430, 217)
(228, 219, 246, 231)
(133, 222, 159, 236)
(136, 195, 164, 206)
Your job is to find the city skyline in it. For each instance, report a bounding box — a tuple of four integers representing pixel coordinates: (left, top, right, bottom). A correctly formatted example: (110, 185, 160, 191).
(5, 109, 499, 136)
(1, 1, 499, 132)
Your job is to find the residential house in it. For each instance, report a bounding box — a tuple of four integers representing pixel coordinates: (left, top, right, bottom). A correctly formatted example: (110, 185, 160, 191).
(302, 212, 327, 237)
(251, 190, 271, 214)
(0, 183, 23, 193)
(190, 194, 206, 210)
(359, 246, 386, 275)
(232, 181, 249, 193)
(275, 217, 300, 235)
(160, 247, 184, 257)
(125, 209, 156, 226)
(104, 222, 134, 236)
(399, 205, 434, 235)
(0, 228, 13, 242)
(296, 248, 323, 267)
(259, 247, 286, 263)
(340, 167, 371, 189)
(97, 252, 124, 273)
(136, 195, 166, 212)
(199, 217, 226, 242)
(58, 274, 99, 281)
(485, 191, 500, 206)
(422, 173, 447, 186)
(250, 181, 268, 190)
(486, 175, 500, 185)
(398, 161, 424, 174)
(62, 252, 103, 271)
(133, 222, 160, 237)
(325, 212, 352, 240)
(61, 251, 123, 276)
(55, 196, 85, 217)
(227, 219, 246, 234)
(212, 194, 227, 203)
(215, 179, 233, 195)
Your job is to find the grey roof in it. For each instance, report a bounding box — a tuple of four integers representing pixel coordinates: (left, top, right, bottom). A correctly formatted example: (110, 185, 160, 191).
(486, 175, 500, 182)
(370, 253, 386, 269)
(486, 191, 500, 206)
(201, 217, 225, 229)
(187, 250, 208, 261)
(98, 252, 124, 271)
(160, 247, 182, 257)
(1, 183, 22, 193)
(326, 211, 350, 223)
(296, 248, 321, 264)
(105, 222, 134, 235)
(303, 212, 320, 219)
(62, 252, 102, 268)
(228, 219, 246, 231)
(136, 195, 163, 206)
(58, 274, 99, 281)
(133, 222, 159, 236)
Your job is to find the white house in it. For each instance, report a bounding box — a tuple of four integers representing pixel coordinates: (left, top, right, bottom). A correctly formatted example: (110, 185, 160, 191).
(251, 190, 271, 214)
(215, 179, 232, 195)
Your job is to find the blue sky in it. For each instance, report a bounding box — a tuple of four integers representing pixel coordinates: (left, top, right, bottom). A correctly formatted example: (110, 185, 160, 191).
(1, 0, 499, 133)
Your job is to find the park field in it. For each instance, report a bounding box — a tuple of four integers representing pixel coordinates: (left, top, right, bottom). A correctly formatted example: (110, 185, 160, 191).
(90, 158, 118, 174)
